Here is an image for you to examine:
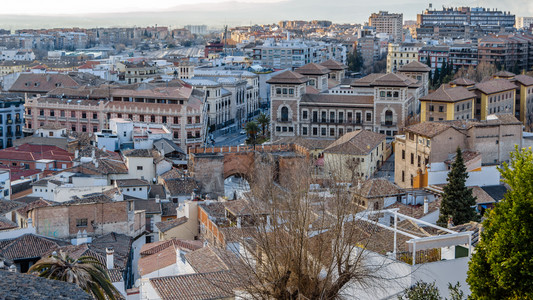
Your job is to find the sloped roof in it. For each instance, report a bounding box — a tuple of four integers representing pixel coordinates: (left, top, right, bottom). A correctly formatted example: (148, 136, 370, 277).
(371, 73, 417, 87)
(493, 70, 515, 78)
(405, 122, 456, 138)
(474, 79, 517, 94)
(164, 177, 200, 196)
(420, 85, 477, 102)
(156, 216, 188, 233)
(295, 63, 330, 75)
(357, 178, 404, 199)
(323, 130, 385, 155)
(0, 234, 68, 261)
(185, 246, 235, 273)
(319, 59, 347, 71)
(513, 74, 533, 86)
(149, 271, 241, 300)
(451, 77, 476, 86)
(266, 70, 310, 84)
(10, 73, 79, 93)
(140, 239, 202, 257)
(153, 138, 186, 155)
(398, 60, 431, 72)
(115, 178, 150, 187)
(471, 186, 497, 204)
(0, 217, 17, 231)
(0, 199, 26, 215)
(0, 270, 92, 300)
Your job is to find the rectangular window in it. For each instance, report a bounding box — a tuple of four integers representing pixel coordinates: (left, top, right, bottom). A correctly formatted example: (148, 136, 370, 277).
(137, 166, 143, 170)
(438, 106, 444, 112)
(312, 127, 318, 136)
(402, 149, 405, 160)
(321, 128, 326, 136)
(410, 153, 414, 165)
(302, 111, 308, 120)
(93, 113, 98, 119)
(302, 127, 308, 135)
(366, 112, 372, 122)
(76, 218, 88, 227)
(330, 128, 335, 136)
(174, 117, 179, 124)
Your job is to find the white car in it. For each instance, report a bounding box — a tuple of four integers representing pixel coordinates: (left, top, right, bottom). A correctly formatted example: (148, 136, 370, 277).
(240, 130, 246, 135)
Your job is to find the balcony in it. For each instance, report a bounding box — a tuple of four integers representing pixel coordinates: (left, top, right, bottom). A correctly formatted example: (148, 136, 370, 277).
(276, 118, 292, 123)
(380, 122, 397, 127)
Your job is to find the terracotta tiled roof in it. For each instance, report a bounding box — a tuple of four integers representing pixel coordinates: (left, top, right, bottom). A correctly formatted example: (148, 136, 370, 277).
(164, 177, 200, 196)
(420, 85, 476, 102)
(149, 271, 241, 300)
(185, 246, 233, 273)
(295, 63, 330, 75)
(0, 270, 92, 300)
(405, 122, 456, 138)
(0, 143, 74, 162)
(63, 193, 113, 205)
(387, 198, 441, 220)
(323, 130, 385, 155)
(138, 244, 178, 276)
(134, 199, 162, 214)
(10, 73, 79, 93)
(357, 178, 404, 199)
(160, 168, 186, 180)
(115, 179, 150, 187)
(161, 202, 180, 217)
(140, 239, 202, 257)
(305, 85, 320, 94)
(0, 199, 27, 214)
(493, 70, 515, 78)
(474, 79, 517, 94)
(223, 199, 254, 216)
(0, 234, 68, 261)
(156, 216, 188, 233)
(266, 70, 310, 84)
(198, 202, 226, 219)
(17, 198, 51, 219)
(0, 217, 17, 231)
(451, 77, 476, 86)
(513, 74, 533, 86)
(471, 186, 497, 204)
(319, 59, 347, 71)
(371, 73, 419, 87)
(398, 60, 431, 72)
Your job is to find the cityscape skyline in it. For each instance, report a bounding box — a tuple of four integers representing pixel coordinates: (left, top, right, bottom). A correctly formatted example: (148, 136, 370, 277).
(0, 0, 531, 30)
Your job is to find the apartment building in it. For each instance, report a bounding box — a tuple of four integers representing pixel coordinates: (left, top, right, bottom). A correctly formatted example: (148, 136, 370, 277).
(386, 42, 423, 73)
(0, 94, 24, 149)
(472, 76, 517, 121)
(24, 82, 206, 151)
(418, 46, 450, 72)
(368, 11, 403, 43)
(394, 114, 522, 189)
(478, 34, 533, 73)
(416, 6, 515, 39)
(419, 85, 477, 122)
(116, 60, 159, 84)
(252, 39, 346, 69)
(449, 44, 478, 70)
(516, 17, 533, 30)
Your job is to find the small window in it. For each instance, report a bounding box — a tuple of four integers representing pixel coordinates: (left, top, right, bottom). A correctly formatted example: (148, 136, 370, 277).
(76, 218, 88, 227)
(137, 166, 143, 170)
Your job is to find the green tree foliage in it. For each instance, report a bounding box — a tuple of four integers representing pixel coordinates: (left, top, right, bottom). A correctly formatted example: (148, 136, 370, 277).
(245, 121, 260, 144)
(29, 251, 121, 300)
(400, 281, 441, 300)
(437, 147, 478, 227)
(347, 50, 363, 73)
(257, 113, 270, 136)
(467, 146, 533, 299)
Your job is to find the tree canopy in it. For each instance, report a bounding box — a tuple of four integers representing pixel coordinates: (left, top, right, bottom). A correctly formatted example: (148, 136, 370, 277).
(437, 147, 478, 227)
(467, 146, 533, 299)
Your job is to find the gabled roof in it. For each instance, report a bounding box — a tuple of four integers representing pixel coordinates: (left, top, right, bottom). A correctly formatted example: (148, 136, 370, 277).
(156, 216, 188, 233)
(398, 60, 431, 72)
(0, 234, 68, 261)
(420, 85, 477, 102)
(323, 130, 386, 155)
(266, 70, 310, 84)
(295, 63, 330, 75)
(140, 239, 202, 257)
(185, 246, 236, 273)
(357, 178, 405, 199)
(149, 271, 241, 300)
(474, 79, 517, 94)
(153, 138, 186, 155)
(0, 217, 17, 231)
(319, 59, 347, 71)
(405, 122, 456, 138)
(493, 70, 515, 78)
(0, 199, 27, 215)
(371, 73, 417, 87)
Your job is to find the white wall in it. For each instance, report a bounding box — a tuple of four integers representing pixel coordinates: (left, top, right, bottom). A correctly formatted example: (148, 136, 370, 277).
(120, 186, 149, 200)
(126, 157, 155, 182)
(428, 166, 500, 187)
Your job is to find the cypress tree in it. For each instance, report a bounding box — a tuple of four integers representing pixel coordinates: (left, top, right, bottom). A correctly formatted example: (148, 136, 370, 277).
(437, 147, 479, 227)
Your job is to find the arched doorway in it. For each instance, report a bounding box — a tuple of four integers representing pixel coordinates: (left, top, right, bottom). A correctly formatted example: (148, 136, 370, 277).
(224, 174, 251, 199)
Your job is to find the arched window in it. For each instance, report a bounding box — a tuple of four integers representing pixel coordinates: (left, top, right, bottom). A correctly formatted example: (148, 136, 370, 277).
(385, 110, 393, 125)
(281, 107, 289, 122)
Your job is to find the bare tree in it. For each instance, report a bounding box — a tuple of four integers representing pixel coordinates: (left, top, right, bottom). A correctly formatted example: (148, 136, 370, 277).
(216, 156, 403, 299)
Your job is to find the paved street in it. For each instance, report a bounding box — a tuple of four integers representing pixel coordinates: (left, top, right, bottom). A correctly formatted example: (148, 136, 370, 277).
(374, 153, 395, 182)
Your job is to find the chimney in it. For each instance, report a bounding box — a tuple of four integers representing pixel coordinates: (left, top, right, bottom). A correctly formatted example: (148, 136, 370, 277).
(155, 195, 160, 203)
(423, 197, 428, 214)
(75, 149, 79, 159)
(106, 247, 114, 269)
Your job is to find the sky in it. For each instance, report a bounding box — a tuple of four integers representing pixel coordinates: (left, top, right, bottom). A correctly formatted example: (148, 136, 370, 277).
(0, 0, 531, 29)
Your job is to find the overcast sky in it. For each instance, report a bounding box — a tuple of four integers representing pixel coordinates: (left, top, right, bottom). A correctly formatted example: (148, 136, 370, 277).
(0, 0, 530, 29)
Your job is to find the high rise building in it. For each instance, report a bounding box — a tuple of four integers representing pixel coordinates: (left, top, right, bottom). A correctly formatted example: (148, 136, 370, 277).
(516, 17, 533, 30)
(369, 11, 403, 43)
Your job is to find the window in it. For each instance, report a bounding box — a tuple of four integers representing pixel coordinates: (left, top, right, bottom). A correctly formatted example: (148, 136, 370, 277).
(50, 110, 55, 117)
(39, 109, 44, 116)
(402, 149, 405, 160)
(76, 218, 88, 227)
(330, 112, 335, 123)
(312, 127, 318, 136)
(321, 111, 327, 122)
(281, 107, 289, 122)
(174, 131, 179, 139)
(137, 166, 143, 170)
(438, 106, 444, 113)
(410, 153, 414, 165)
(71, 111, 76, 117)
(302, 111, 308, 120)
(174, 116, 179, 124)
(302, 127, 308, 135)
(321, 127, 326, 136)
(312, 111, 318, 122)
(366, 112, 372, 122)
(330, 128, 335, 136)
(93, 113, 97, 119)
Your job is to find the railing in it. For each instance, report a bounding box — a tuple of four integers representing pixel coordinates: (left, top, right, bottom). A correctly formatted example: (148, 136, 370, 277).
(189, 144, 296, 154)
(381, 122, 397, 127)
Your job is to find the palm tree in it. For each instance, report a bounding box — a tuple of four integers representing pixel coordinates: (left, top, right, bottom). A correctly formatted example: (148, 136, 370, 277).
(29, 251, 121, 300)
(257, 113, 270, 136)
(245, 121, 260, 144)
